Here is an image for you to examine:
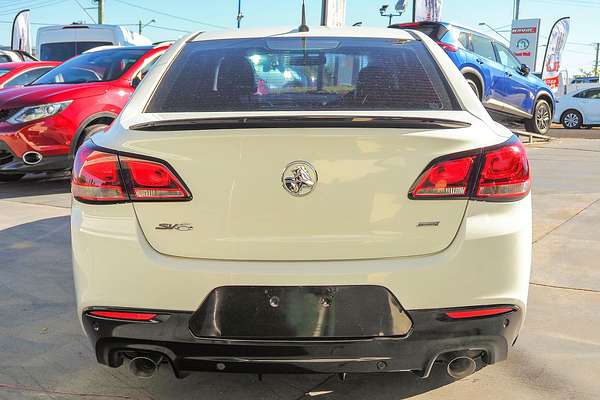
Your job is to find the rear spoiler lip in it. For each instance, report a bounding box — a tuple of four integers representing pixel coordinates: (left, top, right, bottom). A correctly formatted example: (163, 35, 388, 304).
(129, 116, 472, 132)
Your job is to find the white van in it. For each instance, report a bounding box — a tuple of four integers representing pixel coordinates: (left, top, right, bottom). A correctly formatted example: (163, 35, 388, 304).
(36, 24, 152, 61)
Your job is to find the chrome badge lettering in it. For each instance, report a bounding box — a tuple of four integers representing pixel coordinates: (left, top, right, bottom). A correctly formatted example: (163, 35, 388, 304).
(155, 223, 193, 231)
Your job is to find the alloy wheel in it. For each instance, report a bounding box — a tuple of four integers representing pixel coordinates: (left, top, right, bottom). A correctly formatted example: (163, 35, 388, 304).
(535, 103, 551, 132)
(563, 113, 579, 129)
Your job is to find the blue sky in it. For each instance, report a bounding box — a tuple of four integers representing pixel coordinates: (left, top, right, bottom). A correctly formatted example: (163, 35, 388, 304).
(0, 0, 596, 75)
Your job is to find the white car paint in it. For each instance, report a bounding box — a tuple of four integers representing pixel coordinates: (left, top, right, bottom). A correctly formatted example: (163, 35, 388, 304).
(71, 26, 532, 376)
(553, 87, 600, 128)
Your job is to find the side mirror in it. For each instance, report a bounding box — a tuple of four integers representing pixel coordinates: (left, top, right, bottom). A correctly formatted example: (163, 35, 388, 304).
(519, 64, 530, 76)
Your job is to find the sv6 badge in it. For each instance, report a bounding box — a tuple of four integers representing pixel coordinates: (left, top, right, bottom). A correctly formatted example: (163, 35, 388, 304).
(155, 223, 194, 231)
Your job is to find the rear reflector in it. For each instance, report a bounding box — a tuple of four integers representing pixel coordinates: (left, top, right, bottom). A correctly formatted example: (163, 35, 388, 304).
(88, 311, 158, 321)
(409, 137, 530, 202)
(72, 141, 191, 203)
(445, 307, 515, 319)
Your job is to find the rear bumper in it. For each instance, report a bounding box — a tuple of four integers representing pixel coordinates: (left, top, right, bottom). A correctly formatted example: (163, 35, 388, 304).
(0, 134, 71, 173)
(83, 306, 522, 376)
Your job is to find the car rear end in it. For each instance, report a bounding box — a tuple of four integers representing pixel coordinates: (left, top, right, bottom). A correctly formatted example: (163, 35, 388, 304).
(390, 22, 467, 66)
(71, 28, 531, 379)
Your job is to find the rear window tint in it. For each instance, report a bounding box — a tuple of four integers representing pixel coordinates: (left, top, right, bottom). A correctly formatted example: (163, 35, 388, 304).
(146, 37, 460, 113)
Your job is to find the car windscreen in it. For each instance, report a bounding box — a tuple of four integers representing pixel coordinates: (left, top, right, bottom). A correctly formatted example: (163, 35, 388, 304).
(145, 37, 460, 113)
(32, 48, 147, 85)
(0, 67, 14, 77)
(39, 41, 113, 61)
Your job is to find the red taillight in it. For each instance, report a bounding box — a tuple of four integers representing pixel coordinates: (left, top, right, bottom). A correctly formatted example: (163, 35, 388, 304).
(476, 142, 530, 199)
(72, 142, 191, 203)
(72, 145, 127, 202)
(121, 157, 190, 200)
(436, 41, 458, 52)
(445, 307, 515, 319)
(88, 311, 158, 321)
(409, 137, 530, 202)
(410, 156, 476, 198)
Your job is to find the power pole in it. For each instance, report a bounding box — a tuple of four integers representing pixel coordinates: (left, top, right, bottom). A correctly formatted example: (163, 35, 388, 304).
(139, 20, 142, 34)
(236, 0, 243, 28)
(514, 0, 520, 20)
(321, 0, 327, 26)
(97, 0, 104, 24)
(594, 43, 600, 77)
(412, 0, 416, 22)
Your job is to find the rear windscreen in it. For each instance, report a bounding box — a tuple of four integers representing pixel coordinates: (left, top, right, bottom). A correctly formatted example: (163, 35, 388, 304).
(146, 37, 460, 113)
(40, 41, 113, 61)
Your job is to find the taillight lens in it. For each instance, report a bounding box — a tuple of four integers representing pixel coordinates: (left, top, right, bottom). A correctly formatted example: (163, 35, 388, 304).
(476, 142, 530, 199)
(409, 137, 530, 202)
(445, 307, 515, 319)
(410, 156, 476, 198)
(72, 142, 191, 203)
(72, 145, 127, 202)
(436, 41, 458, 52)
(121, 157, 190, 200)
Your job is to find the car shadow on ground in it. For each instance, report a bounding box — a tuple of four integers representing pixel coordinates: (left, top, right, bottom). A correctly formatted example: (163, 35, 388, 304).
(0, 215, 465, 400)
(0, 173, 70, 200)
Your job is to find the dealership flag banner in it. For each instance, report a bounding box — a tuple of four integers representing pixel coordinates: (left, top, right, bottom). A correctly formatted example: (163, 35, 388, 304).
(542, 17, 570, 93)
(324, 0, 346, 27)
(414, 0, 443, 22)
(11, 9, 31, 54)
(509, 19, 540, 70)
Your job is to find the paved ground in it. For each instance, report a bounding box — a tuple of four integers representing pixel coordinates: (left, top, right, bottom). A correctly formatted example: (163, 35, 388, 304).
(0, 138, 599, 400)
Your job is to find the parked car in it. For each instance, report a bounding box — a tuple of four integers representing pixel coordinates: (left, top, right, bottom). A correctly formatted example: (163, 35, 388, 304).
(0, 62, 60, 89)
(0, 48, 38, 63)
(391, 21, 554, 135)
(37, 24, 152, 61)
(553, 87, 600, 129)
(72, 27, 531, 380)
(0, 45, 167, 181)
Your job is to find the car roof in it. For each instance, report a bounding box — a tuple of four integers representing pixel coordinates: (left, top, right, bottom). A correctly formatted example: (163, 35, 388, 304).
(83, 45, 154, 54)
(192, 26, 414, 42)
(392, 21, 499, 43)
(0, 61, 60, 69)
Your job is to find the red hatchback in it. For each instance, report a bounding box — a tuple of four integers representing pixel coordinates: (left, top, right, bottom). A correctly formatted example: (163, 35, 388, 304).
(0, 62, 60, 89)
(0, 45, 167, 181)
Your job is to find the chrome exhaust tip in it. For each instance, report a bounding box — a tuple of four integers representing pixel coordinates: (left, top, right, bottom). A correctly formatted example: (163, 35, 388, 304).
(22, 151, 43, 165)
(447, 356, 477, 379)
(129, 355, 161, 378)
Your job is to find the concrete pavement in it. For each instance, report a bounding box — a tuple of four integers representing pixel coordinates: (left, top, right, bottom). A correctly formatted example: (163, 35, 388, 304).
(0, 138, 598, 399)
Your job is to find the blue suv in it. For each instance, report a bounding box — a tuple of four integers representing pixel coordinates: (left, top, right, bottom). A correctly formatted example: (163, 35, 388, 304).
(391, 22, 554, 135)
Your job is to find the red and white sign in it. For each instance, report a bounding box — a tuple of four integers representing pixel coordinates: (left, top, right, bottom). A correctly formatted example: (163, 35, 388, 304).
(509, 19, 540, 70)
(542, 17, 570, 93)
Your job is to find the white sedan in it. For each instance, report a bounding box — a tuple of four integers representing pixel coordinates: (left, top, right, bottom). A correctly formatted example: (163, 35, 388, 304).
(71, 26, 532, 381)
(554, 87, 600, 128)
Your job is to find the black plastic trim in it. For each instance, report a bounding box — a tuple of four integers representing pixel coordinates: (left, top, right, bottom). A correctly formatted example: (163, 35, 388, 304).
(129, 116, 471, 132)
(82, 303, 522, 375)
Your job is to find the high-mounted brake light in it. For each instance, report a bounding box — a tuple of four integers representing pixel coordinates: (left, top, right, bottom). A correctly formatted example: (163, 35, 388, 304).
(72, 142, 191, 203)
(409, 137, 530, 202)
(445, 307, 515, 319)
(88, 311, 159, 321)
